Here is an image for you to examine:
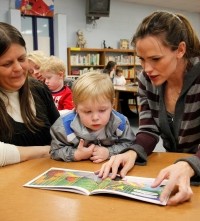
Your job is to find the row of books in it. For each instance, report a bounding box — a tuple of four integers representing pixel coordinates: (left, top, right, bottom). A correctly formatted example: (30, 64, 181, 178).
(71, 68, 102, 75)
(70, 53, 100, 66)
(105, 55, 134, 65)
(70, 68, 136, 78)
(123, 69, 135, 78)
(71, 68, 135, 78)
(70, 54, 135, 66)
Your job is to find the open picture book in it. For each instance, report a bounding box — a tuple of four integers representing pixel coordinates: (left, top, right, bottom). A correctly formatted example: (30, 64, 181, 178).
(24, 167, 168, 206)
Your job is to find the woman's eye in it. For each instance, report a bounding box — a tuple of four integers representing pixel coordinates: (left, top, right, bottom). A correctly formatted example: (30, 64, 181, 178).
(3, 63, 11, 67)
(18, 55, 27, 62)
(138, 57, 143, 61)
(19, 58, 26, 62)
(152, 57, 160, 61)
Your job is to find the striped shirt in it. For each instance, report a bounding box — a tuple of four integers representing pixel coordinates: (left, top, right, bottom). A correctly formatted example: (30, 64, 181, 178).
(135, 60, 200, 182)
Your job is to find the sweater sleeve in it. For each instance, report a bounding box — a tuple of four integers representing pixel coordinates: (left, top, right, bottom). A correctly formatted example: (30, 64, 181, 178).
(50, 115, 78, 162)
(0, 142, 20, 166)
(175, 155, 200, 185)
(135, 73, 160, 154)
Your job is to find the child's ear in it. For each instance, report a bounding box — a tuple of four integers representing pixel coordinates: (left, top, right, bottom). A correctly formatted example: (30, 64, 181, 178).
(112, 98, 115, 108)
(58, 71, 64, 78)
(74, 107, 78, 113)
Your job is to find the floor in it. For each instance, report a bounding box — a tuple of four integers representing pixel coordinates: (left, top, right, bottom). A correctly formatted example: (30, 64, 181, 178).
(128, 113, 166, 152)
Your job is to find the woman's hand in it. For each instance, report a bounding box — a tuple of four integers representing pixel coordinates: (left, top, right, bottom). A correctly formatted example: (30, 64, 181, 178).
(152, 161, 194, 205)
(96, 150, 137, 179)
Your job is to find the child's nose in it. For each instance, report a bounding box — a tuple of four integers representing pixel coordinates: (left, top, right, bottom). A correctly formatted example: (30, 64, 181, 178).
(92, 113, 99, 121)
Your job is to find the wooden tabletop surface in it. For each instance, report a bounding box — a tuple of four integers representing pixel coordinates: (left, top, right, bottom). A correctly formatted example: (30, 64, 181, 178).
(0, 152, 199, 221)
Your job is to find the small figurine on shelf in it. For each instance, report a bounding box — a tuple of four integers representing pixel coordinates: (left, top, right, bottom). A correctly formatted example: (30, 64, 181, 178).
(102, 40, 112, 49)
(119, 39, 129, 49)
(103, 40, 107, 48)
(76, 29, 87, 48)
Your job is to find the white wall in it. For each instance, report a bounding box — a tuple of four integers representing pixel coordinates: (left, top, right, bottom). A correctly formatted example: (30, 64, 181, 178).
(0, 0, 10, 22)
(1, 0, 200, 62)
(54, 0, 200, 49)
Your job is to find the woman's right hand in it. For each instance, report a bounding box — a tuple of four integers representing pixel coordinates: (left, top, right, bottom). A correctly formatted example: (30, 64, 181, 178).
(151, 161, 194, 205)
(96, 150, 137, 179)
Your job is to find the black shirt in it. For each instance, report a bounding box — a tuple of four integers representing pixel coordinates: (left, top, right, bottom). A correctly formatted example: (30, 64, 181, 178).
(1, 79, 59, 146)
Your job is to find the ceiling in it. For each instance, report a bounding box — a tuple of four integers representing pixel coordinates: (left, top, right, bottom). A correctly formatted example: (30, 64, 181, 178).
(117, 0, 200, 13)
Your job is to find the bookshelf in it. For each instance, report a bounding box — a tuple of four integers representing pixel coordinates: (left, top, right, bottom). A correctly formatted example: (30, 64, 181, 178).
(67, 47, 137, 82)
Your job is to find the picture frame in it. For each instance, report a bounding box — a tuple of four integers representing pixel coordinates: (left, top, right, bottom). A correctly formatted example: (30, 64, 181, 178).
(119, 39, 129, 49)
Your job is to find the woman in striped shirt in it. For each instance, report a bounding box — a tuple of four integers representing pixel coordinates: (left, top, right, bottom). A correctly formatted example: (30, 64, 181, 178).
(97, 11, 200, 206)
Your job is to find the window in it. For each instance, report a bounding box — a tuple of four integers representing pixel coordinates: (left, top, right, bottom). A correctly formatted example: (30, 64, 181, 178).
(21, 16, 54, 55)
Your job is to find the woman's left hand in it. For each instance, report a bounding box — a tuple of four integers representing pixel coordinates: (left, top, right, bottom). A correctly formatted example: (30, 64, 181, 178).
(152, 161, 194, 205)
(96, 150, 137, 179)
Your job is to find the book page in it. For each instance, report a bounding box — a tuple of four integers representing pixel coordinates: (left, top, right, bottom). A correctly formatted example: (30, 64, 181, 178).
(24, 167, 102, 195)
(91, 175, 168, 205)
(24, 168, 168, 205)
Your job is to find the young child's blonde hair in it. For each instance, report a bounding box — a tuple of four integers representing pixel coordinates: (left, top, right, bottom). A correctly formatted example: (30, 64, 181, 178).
(72, 72, 115, 107)
(27, 50, 47, 67)
(40, 56, 66, 79)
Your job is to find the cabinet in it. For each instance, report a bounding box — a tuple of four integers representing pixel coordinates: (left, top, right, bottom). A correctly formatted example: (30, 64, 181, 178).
(67, 48, 137, 82)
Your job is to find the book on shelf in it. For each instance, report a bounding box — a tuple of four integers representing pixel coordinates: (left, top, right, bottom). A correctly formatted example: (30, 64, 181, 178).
(24, 167, 168, 206)
(105, 55, 134, 65)
(70, 53, 100, 65)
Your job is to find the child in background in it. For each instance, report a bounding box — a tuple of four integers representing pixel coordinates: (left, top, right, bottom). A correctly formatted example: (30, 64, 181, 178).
(27, 50, 47, 82)
(40, 56, 74, 112)
(113, 68, 126, 85)
(50, 72, 136, 163)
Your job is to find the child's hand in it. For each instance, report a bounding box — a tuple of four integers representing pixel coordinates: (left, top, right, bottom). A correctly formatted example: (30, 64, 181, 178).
(74, 139, 95, 161)
(90, 146, 109, 163)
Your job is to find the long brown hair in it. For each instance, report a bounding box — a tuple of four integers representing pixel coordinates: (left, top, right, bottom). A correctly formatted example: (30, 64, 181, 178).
(131, 11, 200, 68)
(0, 22, 44, 139)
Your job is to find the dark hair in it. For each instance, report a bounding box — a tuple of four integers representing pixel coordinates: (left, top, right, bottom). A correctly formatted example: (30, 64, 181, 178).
(103, 61, 116, 74)
(0, 22, 44, 139)
(115, 67, 123, 76)
(0, 22, 26, 56)
(131, 11, 200, 67)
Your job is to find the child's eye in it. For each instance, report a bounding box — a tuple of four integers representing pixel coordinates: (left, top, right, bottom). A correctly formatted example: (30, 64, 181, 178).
(99, 109, 106, 113)
(84, 111, 91, 114)
(29, 69, 33, 74)
(34, 65, 40, 70)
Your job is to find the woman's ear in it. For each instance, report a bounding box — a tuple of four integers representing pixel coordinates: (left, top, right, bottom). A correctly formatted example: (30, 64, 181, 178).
(176, 41, 186, 58)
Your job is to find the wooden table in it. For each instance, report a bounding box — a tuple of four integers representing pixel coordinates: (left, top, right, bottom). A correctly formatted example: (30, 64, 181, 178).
(114, 85, 138, 114)
(0, 153, 199, 221)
